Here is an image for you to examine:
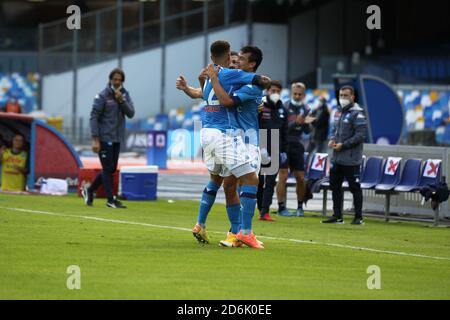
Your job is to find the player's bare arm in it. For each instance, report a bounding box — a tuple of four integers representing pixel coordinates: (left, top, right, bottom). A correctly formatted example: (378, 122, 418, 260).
(175, 75, 203, 99)
(206, 64, 235, 107)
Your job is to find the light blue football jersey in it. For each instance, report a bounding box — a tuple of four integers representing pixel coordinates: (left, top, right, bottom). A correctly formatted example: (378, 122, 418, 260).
(232, 84, 263, 146)
(202, 67, 255, 133)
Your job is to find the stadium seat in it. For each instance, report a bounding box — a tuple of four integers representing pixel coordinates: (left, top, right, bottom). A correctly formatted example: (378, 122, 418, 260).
(305, 153, 328, 180)
(394, 159, 423, 192)
(360, 156, 383, 189)
(416, 159, 442, 189)
(375, 157, 402, 191)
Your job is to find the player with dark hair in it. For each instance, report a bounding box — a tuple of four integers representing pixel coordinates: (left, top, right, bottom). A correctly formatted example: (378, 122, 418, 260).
(205, 45, 267, 248)
(175, 41, 269, 248)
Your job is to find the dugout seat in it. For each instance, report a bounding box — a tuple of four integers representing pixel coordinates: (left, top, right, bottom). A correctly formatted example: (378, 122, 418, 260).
(305, 153, 328, 180)
(360, 156, 383, 189)
(416, 159, 442, 190)
(393, 159, 422, 192)
(375, 157, 402, 191)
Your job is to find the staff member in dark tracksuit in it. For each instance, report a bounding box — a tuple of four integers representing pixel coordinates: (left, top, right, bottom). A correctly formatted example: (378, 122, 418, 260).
(257, 80, 288, 221)
(322, 85, 367, 225)
(81, 68, 135, 208)
(276, 82, 311, 217)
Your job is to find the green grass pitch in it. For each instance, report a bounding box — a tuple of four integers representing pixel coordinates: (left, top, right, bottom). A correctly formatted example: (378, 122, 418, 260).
(0, 193, 449, 299)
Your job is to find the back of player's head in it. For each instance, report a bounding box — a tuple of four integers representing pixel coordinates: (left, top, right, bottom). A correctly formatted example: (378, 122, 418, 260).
(210, 40, 231, 60)
(240, 46, 263, 71)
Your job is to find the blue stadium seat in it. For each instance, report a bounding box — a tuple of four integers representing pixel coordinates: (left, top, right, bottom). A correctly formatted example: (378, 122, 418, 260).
(416, 159, 442, 189)
(360, 156, 383, 189)
(394, 159, 422, 192)
(305, 153, 328, 180)
(375, 157, 402, 191)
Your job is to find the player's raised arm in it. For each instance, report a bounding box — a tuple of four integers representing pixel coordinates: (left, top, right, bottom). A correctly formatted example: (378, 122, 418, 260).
(175, 75, 203, 99)
(219, 67, 271, 90)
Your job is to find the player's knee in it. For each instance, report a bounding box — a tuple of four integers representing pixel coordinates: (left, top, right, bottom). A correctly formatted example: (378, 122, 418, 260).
(295, 173, 305, 183)
(223, 181, 237, 194)
(210, 175, 223, 186)
(241, 172, 259, 186)
(278, 170, 288, 181)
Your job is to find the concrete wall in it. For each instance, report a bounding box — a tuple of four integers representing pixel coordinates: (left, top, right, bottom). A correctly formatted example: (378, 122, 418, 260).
(253, 23, 288, 85)
(165, 35, 205, 113)
(41, 70, 73, 118)
(123, 48, 162, 119)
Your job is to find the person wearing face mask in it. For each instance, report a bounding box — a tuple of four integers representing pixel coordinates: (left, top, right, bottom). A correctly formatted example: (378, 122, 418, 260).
(256, 80, 288, 221)
(81, 68, 135, 209)
(307, 96, 330, 154)
(322, 85, 367, 225)
(276, 82, 311, 217)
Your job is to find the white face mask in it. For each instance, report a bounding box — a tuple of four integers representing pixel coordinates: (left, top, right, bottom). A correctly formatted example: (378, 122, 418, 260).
(270, 93, 281, 103)
(291, 98, 302, 107)
(339, 99, 351, 108)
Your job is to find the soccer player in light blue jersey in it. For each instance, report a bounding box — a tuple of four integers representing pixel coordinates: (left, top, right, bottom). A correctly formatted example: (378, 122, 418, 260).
(175, 41, 269, 247)
(206, 46, 266, 249)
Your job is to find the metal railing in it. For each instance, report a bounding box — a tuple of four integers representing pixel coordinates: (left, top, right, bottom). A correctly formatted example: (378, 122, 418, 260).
(38, 0, 248, 75)
(37, 0, 253, 140)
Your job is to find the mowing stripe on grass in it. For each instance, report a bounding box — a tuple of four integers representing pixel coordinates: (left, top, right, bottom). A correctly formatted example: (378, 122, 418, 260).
(1, 205, 450, 262)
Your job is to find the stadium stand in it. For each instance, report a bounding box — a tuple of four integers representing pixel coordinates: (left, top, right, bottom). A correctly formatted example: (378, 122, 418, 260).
(0, 72, 39, 113)
(127, 88, 450, 144)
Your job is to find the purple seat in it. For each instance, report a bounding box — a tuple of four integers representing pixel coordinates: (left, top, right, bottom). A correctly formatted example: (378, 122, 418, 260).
(306, 153, 328, 180)
(360, 156, 383, 189)
(394, 159, 422, 192)
(375, 157, 402, 191)
(416, 159, 442, 189)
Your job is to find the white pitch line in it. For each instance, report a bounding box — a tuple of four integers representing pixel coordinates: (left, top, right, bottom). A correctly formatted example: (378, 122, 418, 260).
(1, 206, 450, 262)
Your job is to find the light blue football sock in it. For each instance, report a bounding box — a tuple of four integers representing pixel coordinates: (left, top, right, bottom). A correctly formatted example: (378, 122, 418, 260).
(196, 181, 220, 226)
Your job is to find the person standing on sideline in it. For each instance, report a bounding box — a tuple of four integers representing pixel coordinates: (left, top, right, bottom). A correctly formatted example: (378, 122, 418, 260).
(322, 86, 367, 225)
(257, 80, 288, 221)
(81, 68, 135, 208)
(276, 82, 311, 217)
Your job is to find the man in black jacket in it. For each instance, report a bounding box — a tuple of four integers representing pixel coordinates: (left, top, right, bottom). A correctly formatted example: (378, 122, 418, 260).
(81, 68, 135, 209)
(257, 80, 288, 221)
(322, 85, 367, 225)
